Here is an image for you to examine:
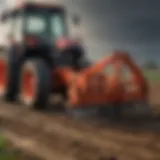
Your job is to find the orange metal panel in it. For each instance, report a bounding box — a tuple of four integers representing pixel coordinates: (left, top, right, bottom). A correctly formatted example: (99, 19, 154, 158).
(51, 51, 148, 108)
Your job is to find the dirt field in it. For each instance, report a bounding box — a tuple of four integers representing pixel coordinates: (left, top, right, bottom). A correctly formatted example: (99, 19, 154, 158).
(0, 83, 160, 160)
(149, 83, 160, 105)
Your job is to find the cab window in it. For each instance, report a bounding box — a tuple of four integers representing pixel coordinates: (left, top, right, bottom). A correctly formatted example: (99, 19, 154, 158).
(51, 14, 66, 39)
(25, 13, 47, 35)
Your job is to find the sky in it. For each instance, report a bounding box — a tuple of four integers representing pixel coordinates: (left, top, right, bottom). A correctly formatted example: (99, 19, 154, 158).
(1, 0, 160, 65)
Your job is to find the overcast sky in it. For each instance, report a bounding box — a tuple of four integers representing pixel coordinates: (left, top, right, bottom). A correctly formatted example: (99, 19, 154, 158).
(1, 0, 160, 64)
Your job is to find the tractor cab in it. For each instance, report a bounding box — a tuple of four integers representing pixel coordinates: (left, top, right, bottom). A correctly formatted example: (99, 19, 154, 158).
(2, 3, 67, 50)
(1, 2, 86, 69)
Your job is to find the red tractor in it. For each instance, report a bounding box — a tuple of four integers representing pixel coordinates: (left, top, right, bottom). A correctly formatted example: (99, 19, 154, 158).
(0, 2, 150, 116)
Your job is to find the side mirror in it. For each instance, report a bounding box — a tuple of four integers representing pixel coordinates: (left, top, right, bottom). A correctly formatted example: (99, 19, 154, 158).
(72, 14, 81, 26)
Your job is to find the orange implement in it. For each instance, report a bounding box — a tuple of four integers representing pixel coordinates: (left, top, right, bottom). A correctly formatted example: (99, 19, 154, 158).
(63, 51, 149, 108)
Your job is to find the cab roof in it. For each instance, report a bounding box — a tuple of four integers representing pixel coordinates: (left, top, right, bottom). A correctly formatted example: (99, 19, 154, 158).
(1, 2, 65, 21)
(18, 2, 64, 11)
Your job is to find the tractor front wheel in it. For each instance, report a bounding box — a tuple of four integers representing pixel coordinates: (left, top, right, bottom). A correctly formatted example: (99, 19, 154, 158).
(19, 59, 51, 109)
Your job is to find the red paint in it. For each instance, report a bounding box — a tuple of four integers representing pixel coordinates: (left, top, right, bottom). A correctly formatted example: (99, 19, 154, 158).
(0, 60, 7, 94)
(22, 70, 36, 98)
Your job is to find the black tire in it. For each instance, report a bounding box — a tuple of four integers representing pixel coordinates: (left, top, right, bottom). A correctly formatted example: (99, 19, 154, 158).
(6, 60, 20, 101)
(19, 58, 51, 109)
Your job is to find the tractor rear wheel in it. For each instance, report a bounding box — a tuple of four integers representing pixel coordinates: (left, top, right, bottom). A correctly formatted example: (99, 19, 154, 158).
(0, 54, 20, 102)
(19, 58, 51, 109)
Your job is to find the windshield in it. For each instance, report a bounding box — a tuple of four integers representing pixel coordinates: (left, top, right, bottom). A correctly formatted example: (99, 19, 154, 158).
(51, 14, 66, 39)
(26, 14, 46, 34)
(25, 10, 67, 39)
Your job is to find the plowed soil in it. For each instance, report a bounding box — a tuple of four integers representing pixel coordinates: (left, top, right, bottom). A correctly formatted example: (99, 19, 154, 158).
(0, 83, 160, 160)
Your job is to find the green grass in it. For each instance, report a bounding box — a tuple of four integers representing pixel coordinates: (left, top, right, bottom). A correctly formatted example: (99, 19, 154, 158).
(0, 134, 19, 160)
(143, 69, 160, 82)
